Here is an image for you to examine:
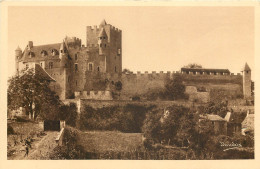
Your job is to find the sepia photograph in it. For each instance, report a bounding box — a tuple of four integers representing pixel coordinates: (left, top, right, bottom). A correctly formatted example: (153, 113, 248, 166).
(1, 2, 257, 165)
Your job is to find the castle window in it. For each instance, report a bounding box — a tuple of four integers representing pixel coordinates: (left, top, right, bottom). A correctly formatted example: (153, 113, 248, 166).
(104, 44, 106, 48)
(89, 63, 93, 71)
(75, 54, 78, 60)
(97, 66, 100, 72)
(115, 66, 117, 72)
(75, 63, 78, 72)
(49, 62, 53, 69)
(117, 49, 121, 55)
(246, 71, 249, 73)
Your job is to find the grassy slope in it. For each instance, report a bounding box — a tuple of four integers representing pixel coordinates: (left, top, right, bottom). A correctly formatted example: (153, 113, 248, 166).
(77, 131, 143, 153)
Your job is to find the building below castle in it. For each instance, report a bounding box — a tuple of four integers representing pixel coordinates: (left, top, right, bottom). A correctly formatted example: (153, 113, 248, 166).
(15, 20, 253, 102)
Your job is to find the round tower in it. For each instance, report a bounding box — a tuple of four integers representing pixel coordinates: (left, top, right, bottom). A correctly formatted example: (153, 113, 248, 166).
(59, 41, 68, 68)
(15, 46, 22, 72)
(242, 63, 252, 99)
(98, 28, 108, 55)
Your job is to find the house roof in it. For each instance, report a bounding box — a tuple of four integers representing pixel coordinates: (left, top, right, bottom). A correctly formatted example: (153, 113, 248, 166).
(225, 112, 247, 124)
(242, 114, 254, 129)
(200, 114, 226, 121)
(98, 28, 107, 37)
(181, 68, 230, 73)
(243, 63, 251, 71)
(34, 64, 56, 81)
(100, 19, 107, 26)
(20, 43, 61, 62)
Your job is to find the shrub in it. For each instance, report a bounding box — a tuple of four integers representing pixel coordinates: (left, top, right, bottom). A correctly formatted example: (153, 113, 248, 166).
(7, 125, 15, 135)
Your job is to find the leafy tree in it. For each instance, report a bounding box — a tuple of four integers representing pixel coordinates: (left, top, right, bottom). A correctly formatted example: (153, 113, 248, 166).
(122, 68, 132, 74)
(184, 63, 202, 69)
(164, 75, 186, 100)
(59, 103, 78, 127)
(7, 68, 61, 120)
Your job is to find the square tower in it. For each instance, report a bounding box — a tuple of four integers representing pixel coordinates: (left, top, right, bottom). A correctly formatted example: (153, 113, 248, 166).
(86, 20, 122, 74)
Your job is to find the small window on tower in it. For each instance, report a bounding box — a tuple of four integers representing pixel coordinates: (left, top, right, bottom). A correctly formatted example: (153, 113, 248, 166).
(49, 62, 53, 69)
(75, 64, 78, 72)
(89, 63, 93, 71)
(97, 66, 100, 72)
(118, 49, 121, 55)
(75, 54, 78, 60)
(104, 44, 106, 48)
(103, 37, 106, 40)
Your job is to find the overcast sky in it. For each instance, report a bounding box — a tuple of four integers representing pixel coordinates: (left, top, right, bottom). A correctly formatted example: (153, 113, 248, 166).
(8, 6, 254, 79)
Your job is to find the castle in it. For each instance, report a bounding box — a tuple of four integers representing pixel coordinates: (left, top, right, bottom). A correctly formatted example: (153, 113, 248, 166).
(15, 20, 252, 102)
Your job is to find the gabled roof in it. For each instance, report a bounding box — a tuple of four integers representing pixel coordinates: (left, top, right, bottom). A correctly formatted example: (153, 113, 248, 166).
(243, 63, 251, 71)
(34, 63, 56, 81)
(20, 43, 61, 62)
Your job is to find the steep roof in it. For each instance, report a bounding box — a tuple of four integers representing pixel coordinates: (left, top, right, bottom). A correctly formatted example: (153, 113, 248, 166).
(16, 46, 22, 51)
(181, 67, 230, 73)
(243, 63, 251, 71)
(20, 43, 61, 62)
(100, 19, 107, 26)
(34, 63, 55, 81)
(98, 28, 107, 37)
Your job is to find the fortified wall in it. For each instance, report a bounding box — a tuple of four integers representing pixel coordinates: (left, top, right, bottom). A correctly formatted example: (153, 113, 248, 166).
(78, 70, 243, 101)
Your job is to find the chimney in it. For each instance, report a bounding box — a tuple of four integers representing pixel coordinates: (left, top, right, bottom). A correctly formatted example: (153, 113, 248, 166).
(28, 41, 33, 49)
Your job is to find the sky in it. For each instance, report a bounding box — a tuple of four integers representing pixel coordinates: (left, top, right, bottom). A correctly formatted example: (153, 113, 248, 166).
(8, 6, 254, 78)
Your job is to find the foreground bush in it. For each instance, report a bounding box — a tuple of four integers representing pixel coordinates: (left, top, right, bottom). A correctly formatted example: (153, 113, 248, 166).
(79, 104, 156, 132)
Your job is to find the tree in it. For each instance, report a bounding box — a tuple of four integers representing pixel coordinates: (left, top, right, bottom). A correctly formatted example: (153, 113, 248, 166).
(164, 75, 186, 100)
(122, 68, 132, 74)
(8, 68, 61, 120)
(184, 63, 202, 69)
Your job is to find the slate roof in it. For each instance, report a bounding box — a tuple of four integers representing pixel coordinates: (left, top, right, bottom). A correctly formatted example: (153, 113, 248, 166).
(181, 68, 230, 73)
(100, 19, 107, 26)
(243, 62, 251, 71)
(20, 43, 61, 62)
(34, 64, 55, 81)
(98, 28, 107, 37)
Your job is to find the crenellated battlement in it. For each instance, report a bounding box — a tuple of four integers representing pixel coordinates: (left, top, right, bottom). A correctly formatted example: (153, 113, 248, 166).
(87, 24, 122, 33)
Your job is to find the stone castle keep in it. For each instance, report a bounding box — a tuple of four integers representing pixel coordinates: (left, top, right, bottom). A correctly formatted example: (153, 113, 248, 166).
(15, 20, 252, 102)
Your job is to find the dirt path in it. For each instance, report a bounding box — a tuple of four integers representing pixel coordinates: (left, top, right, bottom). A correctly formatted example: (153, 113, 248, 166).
(8, 131, 59, 160)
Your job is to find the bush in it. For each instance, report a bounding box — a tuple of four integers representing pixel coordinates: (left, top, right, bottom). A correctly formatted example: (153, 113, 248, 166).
(79, 104, 156, 133)
(59, 103, 78, 127)
(7, 125, 15, 135)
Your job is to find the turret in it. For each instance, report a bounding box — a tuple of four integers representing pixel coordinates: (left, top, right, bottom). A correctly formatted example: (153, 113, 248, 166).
(59, 41, 68, 68)
(98, 28, 108, 55)
(15, 46, 22, 72)
(242, 63, 252, 99)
